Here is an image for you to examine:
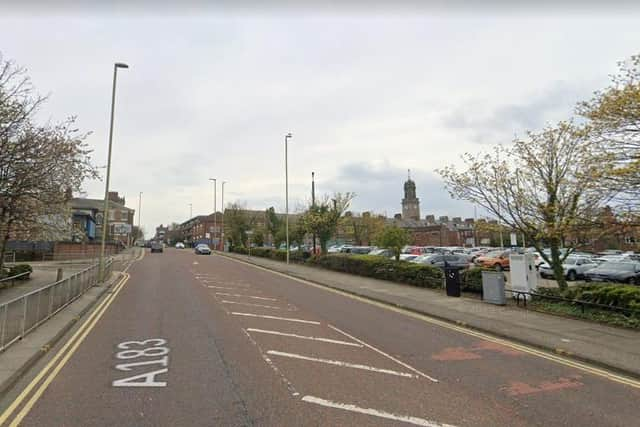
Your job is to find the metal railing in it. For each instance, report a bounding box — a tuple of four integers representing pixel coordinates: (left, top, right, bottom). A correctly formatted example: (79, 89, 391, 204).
(0, 258, 113, 352)
(506, 288, 640, 317)
(2, 251, 16, 264)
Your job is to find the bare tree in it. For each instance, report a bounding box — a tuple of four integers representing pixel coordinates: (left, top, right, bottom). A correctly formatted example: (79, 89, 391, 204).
(0, 54, 97, 272)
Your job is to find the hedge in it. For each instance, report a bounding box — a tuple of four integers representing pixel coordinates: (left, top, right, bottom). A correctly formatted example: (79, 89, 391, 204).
(308, 254, 443, 289)
(1, 264, 32, 280)
(535, 283, 640, 311)
(230, 247, 309, 263)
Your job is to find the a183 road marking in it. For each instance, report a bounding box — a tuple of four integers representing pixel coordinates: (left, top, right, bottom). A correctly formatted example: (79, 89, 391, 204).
(112, 338, 170, 387)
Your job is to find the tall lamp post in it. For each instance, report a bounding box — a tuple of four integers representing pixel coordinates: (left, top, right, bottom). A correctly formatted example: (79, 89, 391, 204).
(221, 181, 226, 251)
(99, 62, 128, 283)
(284, 133, 292, 264)
(209, 178, 217, 249)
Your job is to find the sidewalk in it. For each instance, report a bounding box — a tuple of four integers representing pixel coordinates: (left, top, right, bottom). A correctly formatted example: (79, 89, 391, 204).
(0, 271, 123, 396)
(220, 252, 640, 378)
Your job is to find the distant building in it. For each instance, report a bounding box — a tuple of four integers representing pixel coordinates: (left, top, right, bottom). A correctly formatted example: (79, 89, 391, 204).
(401, 170, 420, 221)
(70, 196, 135, 245)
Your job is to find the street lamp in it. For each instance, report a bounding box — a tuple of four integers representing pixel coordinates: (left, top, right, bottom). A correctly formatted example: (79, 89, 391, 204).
(99, 61, 129, 283)
(209, 178, 217, 250)
(285, 132, 292, 264)
(189, 203, 193, 218)
(221, 181, 227, 251)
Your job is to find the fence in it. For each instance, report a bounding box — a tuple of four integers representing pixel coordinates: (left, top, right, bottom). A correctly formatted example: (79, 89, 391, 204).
(506, 289, 640, 317)
(2, 251, 16, 264)
(0, 258, 113, 352)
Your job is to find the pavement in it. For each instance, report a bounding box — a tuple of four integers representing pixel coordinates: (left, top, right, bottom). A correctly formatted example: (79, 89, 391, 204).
(0, 247, 637, 426)
(220, 251, 640, 378)
(0, 268, 84, 305)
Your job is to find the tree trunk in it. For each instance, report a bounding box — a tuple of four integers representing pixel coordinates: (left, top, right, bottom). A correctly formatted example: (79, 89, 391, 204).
(0, 229, 10, 275)
(549, 243, 568, 291)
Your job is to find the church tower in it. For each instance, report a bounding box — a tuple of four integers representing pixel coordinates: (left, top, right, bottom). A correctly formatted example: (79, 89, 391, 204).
(402, 170, 420, 220)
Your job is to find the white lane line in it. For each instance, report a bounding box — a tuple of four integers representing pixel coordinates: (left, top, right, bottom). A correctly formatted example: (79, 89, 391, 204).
(207, 286, 241, 290)
(266, 350, 417, 378)
(241, 329, 300, 397)
(329, 324, 439, 383)
(215, 293, 276, 301)
(221, 300, 282, 310)
(246, 328, 363, 347)
(231, 312, 320, 325)
(301, 396, 457, 427)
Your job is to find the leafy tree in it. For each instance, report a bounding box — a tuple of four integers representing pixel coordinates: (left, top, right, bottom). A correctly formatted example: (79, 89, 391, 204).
(252, 229, 265, 247)
(438, 122, 611, 291)
(375, 225, 410, 261)
(578, 53, 640, 211)
(301, 192, 354, 254)
(0, 54, 96, 272)
(265, 207, 281, 244)
(342, 211, 386, 246)
(224, 203, 250, 248)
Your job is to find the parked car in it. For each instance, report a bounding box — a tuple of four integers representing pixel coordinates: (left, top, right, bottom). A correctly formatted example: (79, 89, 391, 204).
(194, 243, 212, 255)
(538, 256, 598, 281)
(398, 254, 419, 261)
(413, 254, 471, 269)
(584, 261, 640, 284)
(475, 250, 512, 271)
(343, 246, 373, 254)
(175, 242, 185, 249)
(367, 248, 394, 257)
(150, 241, 163, 253)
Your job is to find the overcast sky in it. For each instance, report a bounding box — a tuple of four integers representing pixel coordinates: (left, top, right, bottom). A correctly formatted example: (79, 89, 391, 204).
(2, 4, 639, 237)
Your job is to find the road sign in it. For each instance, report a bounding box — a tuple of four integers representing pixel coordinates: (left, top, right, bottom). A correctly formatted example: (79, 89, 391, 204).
(510, 232, 517, 246)
(113, 223, 132, 235)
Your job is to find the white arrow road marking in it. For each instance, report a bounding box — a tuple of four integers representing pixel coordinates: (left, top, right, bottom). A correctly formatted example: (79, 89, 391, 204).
(301, 396, 458, 427)
(266, 350, 417, 378)
(246, 328, 363, 347)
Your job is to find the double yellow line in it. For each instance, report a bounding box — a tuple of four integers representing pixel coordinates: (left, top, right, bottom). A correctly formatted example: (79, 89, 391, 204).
(0, 273, 130, 426)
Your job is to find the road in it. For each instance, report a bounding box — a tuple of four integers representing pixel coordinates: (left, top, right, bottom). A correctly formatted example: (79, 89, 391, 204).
(1, 248, 638, 426)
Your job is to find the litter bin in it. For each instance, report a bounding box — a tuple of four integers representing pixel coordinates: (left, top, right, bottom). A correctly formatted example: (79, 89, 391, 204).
(482, 271, 506, 305)
(444, 267, 461, 297)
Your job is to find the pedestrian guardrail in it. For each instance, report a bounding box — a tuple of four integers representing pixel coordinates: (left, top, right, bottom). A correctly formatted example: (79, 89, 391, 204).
(0, 258, 113, 352)
(2, 251, 16, 264)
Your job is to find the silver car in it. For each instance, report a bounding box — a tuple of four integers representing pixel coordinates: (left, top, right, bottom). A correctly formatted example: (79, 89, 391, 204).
(538, 256, 597, 281)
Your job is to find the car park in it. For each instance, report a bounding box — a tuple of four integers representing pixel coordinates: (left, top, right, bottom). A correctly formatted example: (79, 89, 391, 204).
(412, 254, 471, 269)
(367, 248, 394, 257)
(538, 256, 598, 281)
(584, 261, 640, 284)
(194, 243, 212, 255)
(150, 241, 164, 253)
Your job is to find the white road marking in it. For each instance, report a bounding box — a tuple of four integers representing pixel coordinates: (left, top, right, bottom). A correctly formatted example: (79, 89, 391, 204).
(215, 293, 276, 301)
(207, 286, 239, 290)
(221, 300, 282, 310)
(192, 261, 199, 265)
(231, 312, 320, 325)
(241, 329, 299, 397)
(329, 324, 439, 383)
(246, 328, 363, 347)
(266, 350, 417, 378)
(301, 396, 457, 427)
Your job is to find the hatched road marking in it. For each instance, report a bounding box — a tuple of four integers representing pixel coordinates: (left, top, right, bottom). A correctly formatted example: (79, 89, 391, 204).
(231, 312, 320, 325)
(301, 396, 458, 427)
(246, 328, 363, 347)
(266, 350, 418, 378)
(214, 293, 277, 301)
(221, 300, 282, 310)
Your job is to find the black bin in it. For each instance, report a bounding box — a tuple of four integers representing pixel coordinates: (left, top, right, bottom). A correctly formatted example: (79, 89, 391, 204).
(444, 267, 461, 297)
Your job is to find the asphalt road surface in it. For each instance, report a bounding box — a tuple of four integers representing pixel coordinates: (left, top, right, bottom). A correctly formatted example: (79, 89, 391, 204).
(1, 248, 639, 426)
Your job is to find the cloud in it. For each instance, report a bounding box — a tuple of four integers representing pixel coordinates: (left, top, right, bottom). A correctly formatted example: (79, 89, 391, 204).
(439, 80, 597, 144)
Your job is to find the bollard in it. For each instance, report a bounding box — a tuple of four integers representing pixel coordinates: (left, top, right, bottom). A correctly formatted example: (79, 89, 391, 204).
(56, 268, 63, 282)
